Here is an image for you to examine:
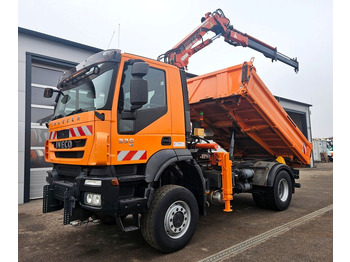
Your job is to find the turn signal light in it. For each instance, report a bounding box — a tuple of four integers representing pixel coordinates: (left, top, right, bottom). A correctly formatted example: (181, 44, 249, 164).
(111, 179, 119, 186)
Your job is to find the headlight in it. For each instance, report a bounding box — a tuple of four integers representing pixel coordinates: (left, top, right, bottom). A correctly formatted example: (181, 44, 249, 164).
(86, 193, 92, 204)
(84, 193, 102, 207)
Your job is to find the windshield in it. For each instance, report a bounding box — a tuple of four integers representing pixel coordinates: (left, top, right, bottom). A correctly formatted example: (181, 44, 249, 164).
(54, 62, 117, 118)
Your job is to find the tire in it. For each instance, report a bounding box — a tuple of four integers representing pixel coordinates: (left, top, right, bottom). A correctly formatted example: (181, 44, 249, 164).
(266, 170, 293, 211)
(141, 185, 199, 253)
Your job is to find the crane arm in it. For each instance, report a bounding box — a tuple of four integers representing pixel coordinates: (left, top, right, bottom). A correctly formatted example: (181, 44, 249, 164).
(157, 9, 299, 72)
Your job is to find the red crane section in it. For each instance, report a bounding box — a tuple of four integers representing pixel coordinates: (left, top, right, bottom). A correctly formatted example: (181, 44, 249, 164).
(158, 9, 298, 72)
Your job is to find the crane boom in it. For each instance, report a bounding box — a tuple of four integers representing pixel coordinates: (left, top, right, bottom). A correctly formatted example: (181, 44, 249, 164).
(158, 9, 299, 72)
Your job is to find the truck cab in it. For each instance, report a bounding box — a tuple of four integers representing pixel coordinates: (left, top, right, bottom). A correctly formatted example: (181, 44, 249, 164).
(45, 50, 189, 166)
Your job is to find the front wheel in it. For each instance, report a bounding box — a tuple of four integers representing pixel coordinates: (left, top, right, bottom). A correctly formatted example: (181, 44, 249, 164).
(141, 185, 199, 253)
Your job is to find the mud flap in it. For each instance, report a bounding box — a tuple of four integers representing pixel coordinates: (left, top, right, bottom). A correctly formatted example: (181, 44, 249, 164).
(43, 185, 63, 213)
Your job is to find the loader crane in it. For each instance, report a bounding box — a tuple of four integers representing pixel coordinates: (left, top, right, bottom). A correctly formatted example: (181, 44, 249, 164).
(158, 8, 299, 72)
(42, 8, 311, 253)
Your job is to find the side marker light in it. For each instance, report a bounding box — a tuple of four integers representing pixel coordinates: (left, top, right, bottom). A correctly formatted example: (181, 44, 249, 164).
(111, 179, 119, 186)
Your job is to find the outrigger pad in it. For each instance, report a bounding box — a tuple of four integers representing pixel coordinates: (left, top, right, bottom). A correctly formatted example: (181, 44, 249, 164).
(43, 185, 63, 213)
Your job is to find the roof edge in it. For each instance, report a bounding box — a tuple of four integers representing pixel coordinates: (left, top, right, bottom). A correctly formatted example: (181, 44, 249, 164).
(274, 95, 312, 107)
(18, 27, 103, 53)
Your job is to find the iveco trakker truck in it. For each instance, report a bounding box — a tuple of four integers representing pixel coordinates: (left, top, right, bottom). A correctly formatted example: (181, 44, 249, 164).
(42, 9, 311, 253)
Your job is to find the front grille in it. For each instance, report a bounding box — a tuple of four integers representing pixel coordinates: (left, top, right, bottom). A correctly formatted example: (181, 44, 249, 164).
(52, 139, 86, 149)
(55, 151, 84, 158)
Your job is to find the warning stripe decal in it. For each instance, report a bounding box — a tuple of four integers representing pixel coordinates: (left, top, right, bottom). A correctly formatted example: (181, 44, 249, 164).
(117, 150, 147, 161)
(49, 125, 93, 140)
(49, 131, 57, 140)
(69, 125, 93, 137)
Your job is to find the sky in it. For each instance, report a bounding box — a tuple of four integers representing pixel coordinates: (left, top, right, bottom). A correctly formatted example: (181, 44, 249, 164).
(17, 0, 333, 138)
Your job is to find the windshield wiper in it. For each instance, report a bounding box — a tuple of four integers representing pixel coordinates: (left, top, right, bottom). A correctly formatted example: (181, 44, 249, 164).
(66, 108, 88, 117)
(52, 114, 64, 120)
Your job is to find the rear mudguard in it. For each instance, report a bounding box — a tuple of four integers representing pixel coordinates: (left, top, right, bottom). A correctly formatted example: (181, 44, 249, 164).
(252, 161, 296, 192)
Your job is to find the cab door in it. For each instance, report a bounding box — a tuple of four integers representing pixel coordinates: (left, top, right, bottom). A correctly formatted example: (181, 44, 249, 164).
(111, 57, 173, 165)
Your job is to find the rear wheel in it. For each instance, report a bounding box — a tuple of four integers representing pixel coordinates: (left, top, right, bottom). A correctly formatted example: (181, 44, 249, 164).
(141, 185, 199, 253)
(252, 170, 292, 211)
(266, 170, 293, 211)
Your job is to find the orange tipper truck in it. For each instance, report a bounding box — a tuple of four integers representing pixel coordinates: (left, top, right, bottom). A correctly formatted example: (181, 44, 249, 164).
(42, 9, 311, 253)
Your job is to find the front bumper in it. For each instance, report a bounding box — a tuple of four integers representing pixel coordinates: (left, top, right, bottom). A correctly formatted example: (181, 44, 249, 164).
(43, 175, 120, 224)
(43, 166, 149, 225)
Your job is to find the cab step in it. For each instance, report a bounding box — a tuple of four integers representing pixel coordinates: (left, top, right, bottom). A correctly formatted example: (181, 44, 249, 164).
(116, 214, 140, 232)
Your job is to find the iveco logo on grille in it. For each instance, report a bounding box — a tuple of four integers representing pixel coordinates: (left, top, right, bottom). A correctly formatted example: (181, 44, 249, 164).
(55, 140, 73, 149)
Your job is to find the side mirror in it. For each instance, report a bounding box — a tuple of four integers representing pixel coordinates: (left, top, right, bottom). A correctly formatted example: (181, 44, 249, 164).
(44, 88, 54, 98)
(131, 61, 149, 77)
(130, 62, 149, 111)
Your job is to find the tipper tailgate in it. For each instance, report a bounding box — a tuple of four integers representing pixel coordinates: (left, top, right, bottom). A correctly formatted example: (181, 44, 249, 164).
(187, 62, 312, 166)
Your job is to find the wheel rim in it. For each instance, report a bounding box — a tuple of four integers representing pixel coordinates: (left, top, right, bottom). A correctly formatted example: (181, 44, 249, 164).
(164, 200, 191, 239)
(278, 178, 289, 202)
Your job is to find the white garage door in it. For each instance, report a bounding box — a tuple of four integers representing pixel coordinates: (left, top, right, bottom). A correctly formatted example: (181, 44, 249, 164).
(29, 64, 65, 199)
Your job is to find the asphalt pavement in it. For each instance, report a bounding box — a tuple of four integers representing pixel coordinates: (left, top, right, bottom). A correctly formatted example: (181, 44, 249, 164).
(18, 162, 333, 262)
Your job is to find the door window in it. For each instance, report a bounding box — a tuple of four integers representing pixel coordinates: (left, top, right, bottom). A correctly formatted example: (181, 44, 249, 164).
(118, 63, 167, 134)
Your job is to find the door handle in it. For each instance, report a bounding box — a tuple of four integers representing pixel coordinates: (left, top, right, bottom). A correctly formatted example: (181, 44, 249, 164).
(161, 136, 171, 146)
